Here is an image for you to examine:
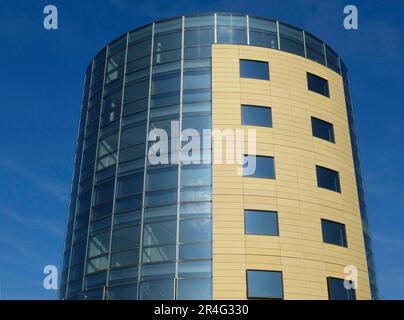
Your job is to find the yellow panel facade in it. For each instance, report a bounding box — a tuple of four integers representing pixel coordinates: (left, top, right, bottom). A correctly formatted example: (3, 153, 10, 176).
(211, 44, 371, 300)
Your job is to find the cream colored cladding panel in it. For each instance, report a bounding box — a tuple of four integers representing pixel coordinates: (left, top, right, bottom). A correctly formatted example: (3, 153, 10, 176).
(211, 45, 371, 300)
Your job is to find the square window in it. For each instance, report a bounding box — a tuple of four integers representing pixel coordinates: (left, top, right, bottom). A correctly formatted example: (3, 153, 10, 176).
(311, 117, 335, 143)
(242, 105, 272, 127)
(245, 210, 279, 236)
(321, 219, 347, 247)
(307, 72, 330, 97)
(316, 165, 341, 192)
(240, 59, 269, 80)
(327, 277, 356, 300)
(247, 270, 283, 299)
(243, 155, 275, 179)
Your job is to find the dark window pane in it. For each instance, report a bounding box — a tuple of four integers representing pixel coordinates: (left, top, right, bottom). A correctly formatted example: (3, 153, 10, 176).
(111, 225, 141, 251)
(179, 218, 211, 243)
(185, 15, 214, 28)
(143, 221, 177, 246)
(108, 284, 137, 300)
(242, 105, 272, 127)
(124, 78, 149, 102)
(129, 25, 152, 44)
(178, 260, 211, 278)
(86, 255, 108, 274)
(217, 14, 246, 28)
(240, 59, 269, 80)
(94, 180, 115, 205)
(110, 249, 139, 268)
(152, 73, 181, 95)
(154, 18, 182, 34)
(146, 166, 178, 191)
(183, 70, 211, 90)
(88, 232, 110, 258)
(321, 219, 347, 247)
(109, 266, 138, 284)
(247, 270, 283, 299)
(243, 155, 275, 179)
(184, 46, 211, 59)
(179, 243, 212, 260)
(127, 39, 151, 61)
(249, 17, 277, 33)
(279, 36, 305, 56)
(177, 278, 212, 300)
(154, 32, 181, 52)
(326, 45, 340, 73)
(184, 29, 214, 46)
(327, 277, 356, 300)
(245, 210, 279, 236)
(305, 33, 326, 65)
(84, 271, 107, 290)
(139, 279, 174, 300)
(144, 204, 177, 220)
(312, 117, 335, 142)
(120, 125, 147, 148)
(307, 72, 330, 97)
(117, 173, 143, 196)
(115, 194, 142, 213)
(145, 189, 177, 207)
(250, 31, 278, 49)
(279, 23, 303, 41)
(316, 165, 341, 192)
(141, 262, 175, 280)
(142, 245, 176, 263)
(217, 28, 247, 44)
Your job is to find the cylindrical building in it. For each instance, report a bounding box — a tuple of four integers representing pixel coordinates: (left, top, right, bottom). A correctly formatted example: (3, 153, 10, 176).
(59, 13, 377, 300)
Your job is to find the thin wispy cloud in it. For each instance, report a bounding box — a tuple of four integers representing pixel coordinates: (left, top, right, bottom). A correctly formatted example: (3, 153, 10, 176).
(1, 208, 64, 240)
(0, 159, 69, 204)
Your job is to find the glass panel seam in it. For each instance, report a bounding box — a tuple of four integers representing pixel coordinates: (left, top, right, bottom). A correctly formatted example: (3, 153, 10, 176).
(174, 15, 185, 300)
(105, 32, 129, 297)
(136, 21, 155, 299)
(246, 15, 250, 45)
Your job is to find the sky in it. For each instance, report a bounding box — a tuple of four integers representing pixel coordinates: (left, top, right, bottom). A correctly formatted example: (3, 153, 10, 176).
(0, 0, 403, 300)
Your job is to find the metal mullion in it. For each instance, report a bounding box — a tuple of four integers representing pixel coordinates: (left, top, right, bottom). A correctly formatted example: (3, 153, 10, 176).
(136, 22, 155, 300)
(80, 48, 109, 296)
(302, 30, 308, 58)
(214, 13, 217, 44)
(62, 68, 92, 299)
(276, 21, 280, 50)
(65, 61, 94, 299)
(246, 15, 250, 45)
(323, 42, 328, 67)
(104, 32, 129, 299)
(174, 15, 185, 300)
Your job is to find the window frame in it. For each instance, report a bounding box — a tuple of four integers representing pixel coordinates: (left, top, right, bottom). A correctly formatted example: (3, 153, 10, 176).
(307, 72, 330, 97)
(246, 269, 284, 300)
(239, 59, 270, 80)
(241, 105, 273, 128)
(315, 165, 341, 193)
(244, 209, 279, 236)
(321, 219, 348, 248)
(311, 116, 335, 143)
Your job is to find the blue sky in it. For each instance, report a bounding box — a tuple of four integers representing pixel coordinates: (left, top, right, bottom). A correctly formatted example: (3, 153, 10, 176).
(0, 0, 403, 299)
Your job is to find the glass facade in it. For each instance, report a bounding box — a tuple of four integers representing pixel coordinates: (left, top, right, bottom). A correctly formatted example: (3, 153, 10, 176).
(60, 13, 377, 300)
